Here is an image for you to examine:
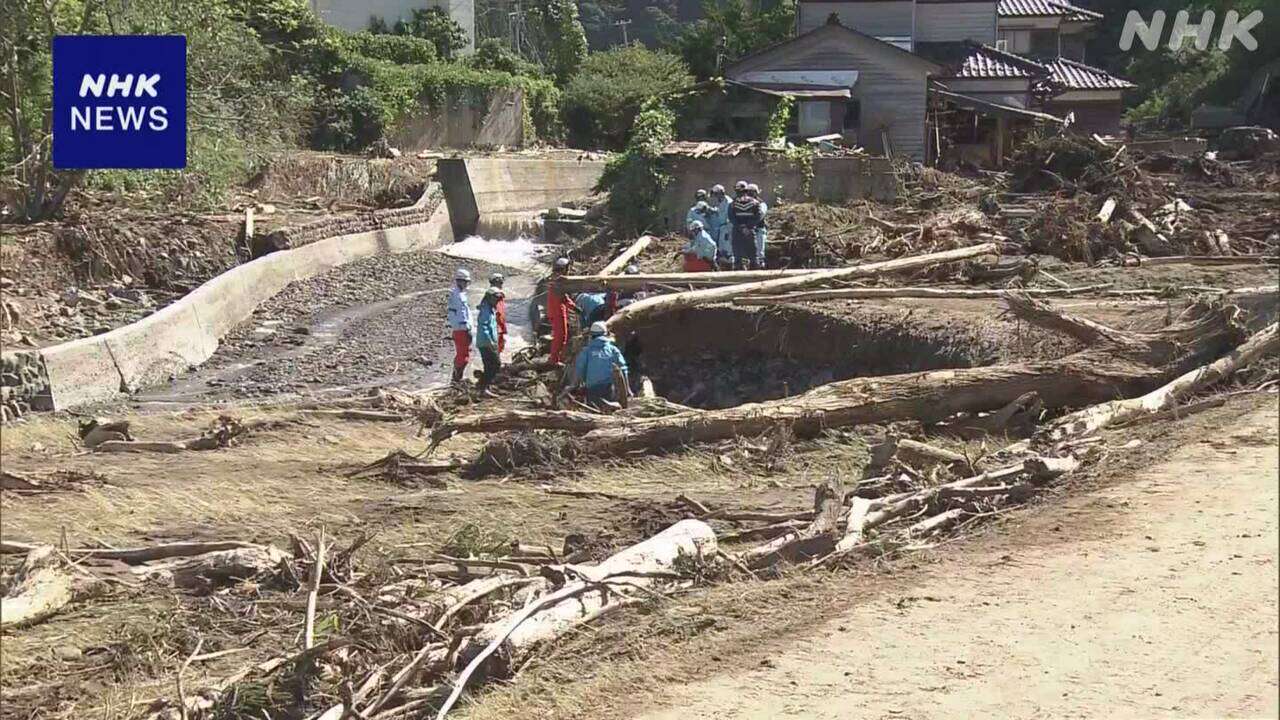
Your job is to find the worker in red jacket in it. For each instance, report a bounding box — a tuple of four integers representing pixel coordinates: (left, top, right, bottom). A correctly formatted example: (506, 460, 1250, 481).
(489, 273, 507, 352)
(547, 257, 576, 365)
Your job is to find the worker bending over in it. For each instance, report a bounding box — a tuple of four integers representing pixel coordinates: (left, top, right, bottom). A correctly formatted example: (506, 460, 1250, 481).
(547, 257, 575, 365)
(475, 287, 502, 397)
(575, 291, 609, 329)
(573, 321, 629, 404)
(446, 268, 473, 384)
(681, 220, 718, 272)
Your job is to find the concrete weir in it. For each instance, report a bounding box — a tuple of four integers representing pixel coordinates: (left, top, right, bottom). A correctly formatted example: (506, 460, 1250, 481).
(438, 155, 606, 237)
(4, 154, 608, 412)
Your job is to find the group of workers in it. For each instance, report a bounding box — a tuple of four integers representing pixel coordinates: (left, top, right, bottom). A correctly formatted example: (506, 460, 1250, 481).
(545, 256, 644, 403)
(682, 180, 767, 272)
(448, 258, 640, 404)
(447, 268, 507, 397)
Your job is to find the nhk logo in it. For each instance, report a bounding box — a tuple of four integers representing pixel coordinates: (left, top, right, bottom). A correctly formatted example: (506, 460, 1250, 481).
(52, 35, 186, 169)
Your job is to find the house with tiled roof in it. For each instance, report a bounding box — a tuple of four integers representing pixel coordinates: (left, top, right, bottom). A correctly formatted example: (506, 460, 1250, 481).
(996, 0, 1101, 61)
(694, 1, 1134, 163)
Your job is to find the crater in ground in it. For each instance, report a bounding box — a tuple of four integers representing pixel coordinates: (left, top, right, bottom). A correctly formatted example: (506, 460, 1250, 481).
(633, 304, 1064, 409)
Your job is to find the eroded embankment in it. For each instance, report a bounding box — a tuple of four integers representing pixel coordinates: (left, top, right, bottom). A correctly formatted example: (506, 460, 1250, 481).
(635, 303, 1073, 408)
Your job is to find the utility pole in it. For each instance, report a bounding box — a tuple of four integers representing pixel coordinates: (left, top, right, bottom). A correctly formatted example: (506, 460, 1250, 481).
(509, 2, 524, 56)
(613, 18, 632, 45)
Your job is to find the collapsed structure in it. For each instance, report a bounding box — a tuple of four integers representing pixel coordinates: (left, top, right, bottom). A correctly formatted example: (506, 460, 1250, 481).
(689, 0, 1133, 165)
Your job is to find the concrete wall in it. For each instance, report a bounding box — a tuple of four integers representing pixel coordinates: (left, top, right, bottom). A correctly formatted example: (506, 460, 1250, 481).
(387, 88, 525, 151)
(13, 185, 454, 411)
(656, 153, 898, 233)
(439, 155, 608, 236)
(312, 0, 474, 52)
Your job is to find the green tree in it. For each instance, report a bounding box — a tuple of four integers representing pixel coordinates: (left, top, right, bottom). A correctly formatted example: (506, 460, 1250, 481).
(672, 0, 795, 79)
(393, 7, 469, 60)
(468, 38, 543, 76)
(597, 98, 676, 234)
(1086, 0, 1279, 126)
(526, 0, 589, 83)
(562, 44, 692, 147)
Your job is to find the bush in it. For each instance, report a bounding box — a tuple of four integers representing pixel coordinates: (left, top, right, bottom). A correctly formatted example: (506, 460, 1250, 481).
(467, 38, 543, 77)
(344, 32, 436, 65)
(311, 53, 563, 152)
(597, 99, 676, 234)
(562, 46, 692, 149)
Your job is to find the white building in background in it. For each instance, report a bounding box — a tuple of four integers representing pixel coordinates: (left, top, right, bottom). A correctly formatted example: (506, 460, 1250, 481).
(310, 0, 475, 52)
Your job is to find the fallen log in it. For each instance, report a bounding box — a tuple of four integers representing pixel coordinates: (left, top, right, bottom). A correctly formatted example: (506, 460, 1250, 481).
(599, 235, 653, 275)
(1047, 322, 1278, 442)
(734, 283, 1112, 304)
(738, 478, 845, 569)
(434, 296, 1244, 457)
(605, 243, 999, 334)
(1118, 254, 1276, 267)
(558, 268, 820, 293)
(0, 546, 73, 629)
(451, 519, 716, 682)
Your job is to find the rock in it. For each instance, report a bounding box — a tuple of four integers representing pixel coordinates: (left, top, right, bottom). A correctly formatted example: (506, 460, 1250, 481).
(61, 288, 80, 306)
(0, 277, 12, 289)
(52, 645, 82, 661)
(1216, 126, 1280, 160)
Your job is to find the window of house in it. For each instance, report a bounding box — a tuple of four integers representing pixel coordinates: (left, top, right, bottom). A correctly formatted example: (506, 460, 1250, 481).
(798, 101, 832, 136)
(998, 30, 1032, 54)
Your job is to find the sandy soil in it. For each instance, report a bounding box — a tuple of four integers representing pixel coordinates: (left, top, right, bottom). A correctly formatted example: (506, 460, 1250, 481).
(635, 404, 1279, 720)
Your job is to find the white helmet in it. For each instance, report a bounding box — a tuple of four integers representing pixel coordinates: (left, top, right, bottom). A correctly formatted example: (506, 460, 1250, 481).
(553, 257, 571, 270)
(489, 273, 504, 287)
(747, 183, 760, 194)
(711, 183, 726, 195)
(695, 200, 710, 213)
(623, 264, 640, 275)
(455, 268, 471, 282)
(590, 321, 608, 336)
(688, 220, 704, 232)
(734, 180, 748, 192)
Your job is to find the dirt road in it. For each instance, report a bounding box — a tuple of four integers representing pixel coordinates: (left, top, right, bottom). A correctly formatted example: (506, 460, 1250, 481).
(638, 405, 1279, 720)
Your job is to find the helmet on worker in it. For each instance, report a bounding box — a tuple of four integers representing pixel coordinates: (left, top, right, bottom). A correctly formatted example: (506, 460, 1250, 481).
(688, 219, 704, 233)
(711, 184, 726, 196)
(454, 268, 471, 284)
(734, 180, 748, 194)
(747, 183, 760, 196)
(489, 273, 504, 288)
(553, 257, 571, 273)
(623, 264, 640, 275)
(695, 188, 708, 201)
(590, 321, 608, 336)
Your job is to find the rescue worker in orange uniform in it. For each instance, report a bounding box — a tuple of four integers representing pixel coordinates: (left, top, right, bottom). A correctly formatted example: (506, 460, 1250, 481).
(547, 257, 576, 365)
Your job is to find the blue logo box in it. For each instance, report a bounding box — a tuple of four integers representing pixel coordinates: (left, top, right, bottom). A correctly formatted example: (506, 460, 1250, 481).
(52, 35, 187, 169)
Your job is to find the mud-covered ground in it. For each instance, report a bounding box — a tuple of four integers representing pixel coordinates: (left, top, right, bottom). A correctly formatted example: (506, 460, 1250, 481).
(0, 152, 433, 349)
(139, 250, 525, 402)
